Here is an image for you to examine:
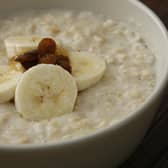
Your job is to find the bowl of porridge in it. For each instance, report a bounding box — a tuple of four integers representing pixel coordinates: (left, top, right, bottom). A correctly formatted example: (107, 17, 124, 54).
(0, 0, 168, 167)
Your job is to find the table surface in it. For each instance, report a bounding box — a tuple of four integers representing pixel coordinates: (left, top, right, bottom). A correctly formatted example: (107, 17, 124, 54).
(121, 1, 168, 168)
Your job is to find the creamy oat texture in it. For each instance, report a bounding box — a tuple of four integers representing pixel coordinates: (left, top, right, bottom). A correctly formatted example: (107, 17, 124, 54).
(0, 10, 155, 144)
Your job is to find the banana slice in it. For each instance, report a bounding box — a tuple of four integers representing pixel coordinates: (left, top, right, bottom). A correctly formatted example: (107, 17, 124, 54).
(4, 36, 41, 58)
(0, 65, 23, 103)
(15, 64, 77, 121)
(69, 52, 106, 91)
(5, 36, 106, 91)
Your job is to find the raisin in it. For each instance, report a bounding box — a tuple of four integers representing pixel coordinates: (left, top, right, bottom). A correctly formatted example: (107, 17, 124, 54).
(15, 49, 39, 63)
(14, 38, 72, 72)
(38, 54, 57, 64)
(21, 60, 38, 70)
(55, 55, 72, 73)
(38, 38, 56, 55)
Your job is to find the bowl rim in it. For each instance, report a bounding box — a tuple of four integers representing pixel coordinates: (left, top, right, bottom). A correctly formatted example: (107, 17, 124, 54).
(0, 0, 168, 150)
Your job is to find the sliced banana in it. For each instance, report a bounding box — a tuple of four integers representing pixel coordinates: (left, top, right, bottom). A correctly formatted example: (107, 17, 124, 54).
(69, 51, 106, 91)
(5, 36, 106, 91)
(15, 64, 77, 121)
(4, 36, 41, 58)
(0, 65, 23, 103)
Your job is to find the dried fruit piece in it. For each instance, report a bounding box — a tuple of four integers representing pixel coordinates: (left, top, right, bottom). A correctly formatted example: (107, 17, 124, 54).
(38, 38, 56, 55)
(15, 49, 39, 70)
(21, 60, 38, 70)
(38, 54, 57, 64)
(12, 38, 72, 72)
(55, 55, 72, 73)
(15, 50, 39, 63)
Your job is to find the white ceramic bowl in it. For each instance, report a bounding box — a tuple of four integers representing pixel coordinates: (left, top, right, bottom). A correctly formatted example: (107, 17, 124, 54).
(0, 0, 168, 167)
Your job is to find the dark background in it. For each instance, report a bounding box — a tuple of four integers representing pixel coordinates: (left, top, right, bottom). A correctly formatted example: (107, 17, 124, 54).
(141, 0, 168, 27)
(121, 1, 168, 168)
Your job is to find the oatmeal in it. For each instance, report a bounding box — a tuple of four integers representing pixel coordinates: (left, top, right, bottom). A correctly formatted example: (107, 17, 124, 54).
(0, 10, 155, 144)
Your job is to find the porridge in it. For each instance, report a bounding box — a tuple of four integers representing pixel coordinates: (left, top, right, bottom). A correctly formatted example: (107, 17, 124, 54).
(0, 10, 155, 144)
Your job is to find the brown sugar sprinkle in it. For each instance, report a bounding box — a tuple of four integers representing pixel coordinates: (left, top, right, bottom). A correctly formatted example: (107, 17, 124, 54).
(55, 55, 72, 73)
(50, 26, 60, 35)
(38, 38, 56, 55)
(15, 38, 72, 73)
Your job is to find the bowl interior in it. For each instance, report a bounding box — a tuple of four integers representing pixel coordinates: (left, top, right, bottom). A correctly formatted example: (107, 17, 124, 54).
(0, 0, 167, 149)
